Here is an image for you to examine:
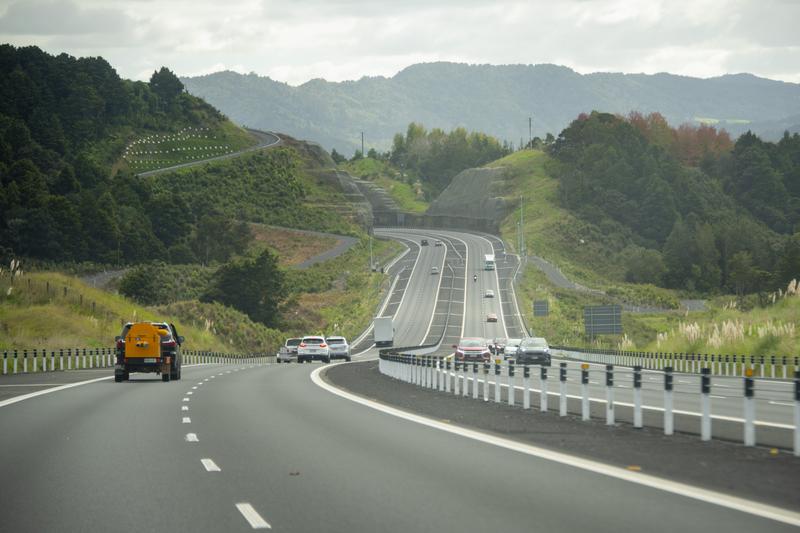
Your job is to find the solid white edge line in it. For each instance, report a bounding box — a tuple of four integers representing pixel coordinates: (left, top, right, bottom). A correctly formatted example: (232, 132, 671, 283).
(235, 502, 271, 529)
(309, 365, 800, 527)
(201, 458, 221, 472)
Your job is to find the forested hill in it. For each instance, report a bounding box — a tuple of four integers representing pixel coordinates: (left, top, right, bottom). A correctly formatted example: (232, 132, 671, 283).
(181, 62, 800, 153)
(0, 45, 259, 263)
(547, 111, 800, 294)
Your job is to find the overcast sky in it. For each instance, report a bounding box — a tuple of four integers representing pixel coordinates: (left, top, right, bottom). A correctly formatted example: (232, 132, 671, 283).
(0, 0, 797, 85)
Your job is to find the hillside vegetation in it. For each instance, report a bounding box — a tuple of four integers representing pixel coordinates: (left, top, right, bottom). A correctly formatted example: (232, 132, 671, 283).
(491, 114, 800, 355)
(0, 45, 258, 264)
(182, 63, 800, 154)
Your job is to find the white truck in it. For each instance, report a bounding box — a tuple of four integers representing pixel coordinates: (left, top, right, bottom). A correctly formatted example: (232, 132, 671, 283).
(373, 316, 394, 347)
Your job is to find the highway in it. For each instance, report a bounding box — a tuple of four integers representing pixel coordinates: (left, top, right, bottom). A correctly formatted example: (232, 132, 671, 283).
(0, 228, 797, 532)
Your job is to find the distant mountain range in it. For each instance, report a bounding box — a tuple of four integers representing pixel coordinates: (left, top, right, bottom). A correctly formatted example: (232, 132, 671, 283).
(182, 62, 800, 153)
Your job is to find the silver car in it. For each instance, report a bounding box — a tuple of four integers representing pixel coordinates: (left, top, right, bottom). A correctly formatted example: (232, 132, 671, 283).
(326, 336, 351, 361)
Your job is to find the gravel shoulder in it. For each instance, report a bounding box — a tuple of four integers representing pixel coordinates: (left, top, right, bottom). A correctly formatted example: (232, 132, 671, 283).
(324, 360, 799, 510)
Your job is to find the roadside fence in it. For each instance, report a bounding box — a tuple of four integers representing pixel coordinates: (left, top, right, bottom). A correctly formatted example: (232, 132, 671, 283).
(378, 353, 800, 456)
(1, 348, 273, 375)
(553, 346, 799, 379)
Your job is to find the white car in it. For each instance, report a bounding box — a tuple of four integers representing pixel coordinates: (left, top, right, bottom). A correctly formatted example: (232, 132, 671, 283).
(297, 336, 330, 363)
(326, 336, 351, 361)
(485, 289, 494, 298)
(431, 266, 439, 275)
(503, 338, 522, 360)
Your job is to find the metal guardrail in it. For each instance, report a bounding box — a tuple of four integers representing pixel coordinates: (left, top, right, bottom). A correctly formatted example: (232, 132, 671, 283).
(552, 346, 799, 379)
(1, 348, 274, 374)
(377, 353, 800, 455)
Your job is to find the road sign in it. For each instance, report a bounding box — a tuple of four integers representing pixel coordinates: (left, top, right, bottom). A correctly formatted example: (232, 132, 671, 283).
(533, 300, 549, 316)
(583, 305, 622, 336)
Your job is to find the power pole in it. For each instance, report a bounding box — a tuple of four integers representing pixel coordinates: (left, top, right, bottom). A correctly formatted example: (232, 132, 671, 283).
(528, 117, 532, 149)
(361, 131, 365, 157)
(520, 195, 524, 256)
(369, 230, 373, 271)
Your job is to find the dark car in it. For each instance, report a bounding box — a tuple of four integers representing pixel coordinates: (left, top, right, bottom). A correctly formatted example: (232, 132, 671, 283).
(516, 337, 551, 365)
(421, 239, 429, 246)
(453, 337, 491, 362)
(489, 337, 507, 355)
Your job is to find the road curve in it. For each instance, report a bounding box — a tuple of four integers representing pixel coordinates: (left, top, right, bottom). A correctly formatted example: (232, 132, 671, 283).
(0, 228, 796, 532)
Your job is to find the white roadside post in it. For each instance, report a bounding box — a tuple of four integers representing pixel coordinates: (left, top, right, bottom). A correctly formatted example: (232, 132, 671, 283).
(32, 349, 37, 373)
(743, 368, 756, 446)
(13, 350, 18, 374)
(429, 357, 435, 389)
(559, 363, 568, 417)
(523, 365, 531, 409)
(23, 350, 28, 373)
(494, 363, 502, 403)
(605, 364, 614, 426)
(453, 361, 461, 395)
(633, 366, 643, 428)
(701, 368, 712, 441)
(794, 371, 799, 457)
(472, 363, 479, 400)
(539, 364, 548, 413)
(2, 351, 6, 375)
(483, 363, 490, 402)
(664, 367, 674, 436)
(59, 349, 64, 371)
(444, 360, 451, 392)
(462, 361, 470, 397)
(438, 359, 444, 391)
(508, 363, 515, 406)
(581, 363, 590, 421)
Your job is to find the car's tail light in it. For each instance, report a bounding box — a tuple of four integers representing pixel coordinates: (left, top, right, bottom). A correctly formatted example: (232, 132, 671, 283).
(319, 344, 327, 348)
(116, 339, 124, 350)
(299, 343, 306, 348)
(162, 339, 177, 347)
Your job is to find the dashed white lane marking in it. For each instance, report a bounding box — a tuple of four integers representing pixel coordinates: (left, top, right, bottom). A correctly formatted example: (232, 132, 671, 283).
(182, 406, 189, 411)
(182, 417, 191, 424)
(182, 397, 190, 402)
(710, 395, 726, 399)
(187, 391, 193, 395)
(311, 366, 800, 528)
(192, 386, 198, 390)
(185, 433, 199, 442)
(235, 503, 271, 529)
(205, 378, 210, 381)
(201, 458, 221, 472)
(770, 401, 794, 407)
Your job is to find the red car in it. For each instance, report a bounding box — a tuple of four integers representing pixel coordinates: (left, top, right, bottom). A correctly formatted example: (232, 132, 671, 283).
(453, 337, 491, 362)
(486, 313, 498, 323)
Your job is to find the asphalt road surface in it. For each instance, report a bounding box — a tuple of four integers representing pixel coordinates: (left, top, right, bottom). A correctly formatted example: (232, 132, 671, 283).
(0, 228, 797, 532)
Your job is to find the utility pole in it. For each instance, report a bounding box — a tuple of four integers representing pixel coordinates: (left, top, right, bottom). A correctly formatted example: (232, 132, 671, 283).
(520, 195, 524, 256)
(369, 229, 373, 271)
(361, 132, 365, 157)
(528, 117, 532, 149)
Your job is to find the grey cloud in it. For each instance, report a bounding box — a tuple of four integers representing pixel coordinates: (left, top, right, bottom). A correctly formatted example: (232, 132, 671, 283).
(0, 0, 132, 35)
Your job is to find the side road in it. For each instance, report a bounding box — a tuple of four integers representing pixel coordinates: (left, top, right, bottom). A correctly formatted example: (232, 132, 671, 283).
(323, 360, 799, 511)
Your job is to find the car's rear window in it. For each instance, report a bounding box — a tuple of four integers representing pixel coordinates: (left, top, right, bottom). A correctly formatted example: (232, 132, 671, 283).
(522, 338, 548, 348)
(460, 339, 485, 348)
(327, 337, 345, 344)
(286, 339, 301, 346)
(304, 337, 324, 344)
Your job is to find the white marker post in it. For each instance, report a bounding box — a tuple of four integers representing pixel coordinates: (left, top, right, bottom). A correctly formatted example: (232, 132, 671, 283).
(523, 365, 531, 409)
(472, 363, 479, 399)
(701, 368, 712, 441)
(508, 363, 515, 406)
(453, 362, 460, 396)
(445, 361, 451, 392)
(540, 364, 548, 413)
(581, 363, 590, 421)
(483, 363, 490, 402)
(743, 368, 755, 446)
(794, 371, 799, 457)
(559, 363, 567, 417)
(462, 361, 470, 397)
(664, 367, 674, 436)
(494, 364, 501, 403)
(633, 366, 643, 428)
(605, 364, 614, 426)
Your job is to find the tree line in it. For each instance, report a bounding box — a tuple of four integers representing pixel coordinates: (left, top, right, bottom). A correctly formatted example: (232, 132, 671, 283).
(549, 111, 800, 295)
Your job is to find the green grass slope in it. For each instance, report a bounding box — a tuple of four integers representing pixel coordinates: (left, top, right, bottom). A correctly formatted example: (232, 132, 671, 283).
(491, 150, 800, 357)
(341, 157, 429, 213)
